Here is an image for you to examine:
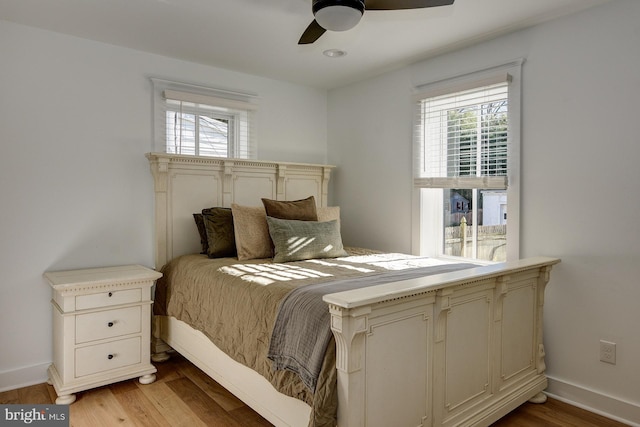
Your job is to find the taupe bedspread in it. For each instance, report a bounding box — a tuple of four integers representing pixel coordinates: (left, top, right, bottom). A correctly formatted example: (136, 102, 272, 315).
(154, 250, 474, 427)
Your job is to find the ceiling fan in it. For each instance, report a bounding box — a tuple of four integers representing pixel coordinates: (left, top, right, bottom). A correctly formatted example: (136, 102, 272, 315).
(298, 0, 455, 45)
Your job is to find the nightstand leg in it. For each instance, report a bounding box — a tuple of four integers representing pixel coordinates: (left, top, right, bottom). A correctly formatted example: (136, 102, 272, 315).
(139, 374, 156, 385)
(55, 394, 76, 405)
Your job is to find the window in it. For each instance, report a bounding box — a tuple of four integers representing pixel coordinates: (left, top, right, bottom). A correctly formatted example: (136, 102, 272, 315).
(412, 61, 522, 262)
(152, 79, 257, 158)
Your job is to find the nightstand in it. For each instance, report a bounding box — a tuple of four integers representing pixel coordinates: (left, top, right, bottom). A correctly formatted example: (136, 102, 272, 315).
(45, 265, 162, 404)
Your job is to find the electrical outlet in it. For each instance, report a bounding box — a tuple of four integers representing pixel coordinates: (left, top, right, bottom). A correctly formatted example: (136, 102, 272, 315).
(599, 340, 616, 364)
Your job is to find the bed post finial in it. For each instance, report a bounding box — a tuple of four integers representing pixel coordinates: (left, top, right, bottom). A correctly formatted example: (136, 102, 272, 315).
(147, 153, 170, 269)
(223, 160, 234, 206)
(322, 167, 331, 207)
(277, 164, 286, 200)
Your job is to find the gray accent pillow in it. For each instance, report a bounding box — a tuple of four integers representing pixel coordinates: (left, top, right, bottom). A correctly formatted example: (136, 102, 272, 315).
(202, 207, 236, 258)
(266, 216, 348, 263)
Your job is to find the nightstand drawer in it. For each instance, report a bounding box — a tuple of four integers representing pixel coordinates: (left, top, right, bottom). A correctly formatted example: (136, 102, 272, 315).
(75, 337, 141, 377)
(76, 306, 141, 344)
(76, 288, 141, 310)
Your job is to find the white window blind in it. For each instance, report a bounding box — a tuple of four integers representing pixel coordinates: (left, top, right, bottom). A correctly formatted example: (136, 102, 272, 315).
(411, 61, 522, 262)
(414, 75, 510, 190)
(152, 79, 258, 159)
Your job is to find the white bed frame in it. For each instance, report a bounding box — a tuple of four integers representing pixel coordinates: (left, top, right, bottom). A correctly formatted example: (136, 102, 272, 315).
(147, 153, 559, 427)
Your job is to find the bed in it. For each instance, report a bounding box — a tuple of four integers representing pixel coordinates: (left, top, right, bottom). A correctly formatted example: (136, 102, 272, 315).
(146, 152, 559, 427)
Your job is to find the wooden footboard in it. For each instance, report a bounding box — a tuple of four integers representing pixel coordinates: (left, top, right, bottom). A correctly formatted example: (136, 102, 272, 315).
(153, 256, 558, 427)
(324, 256, 558, 427)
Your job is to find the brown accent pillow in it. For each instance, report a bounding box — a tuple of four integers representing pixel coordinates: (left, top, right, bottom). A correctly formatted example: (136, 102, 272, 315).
(261, 196, 318, 221)
(201, 207, 236, 258)
(231, 204, 273, 260)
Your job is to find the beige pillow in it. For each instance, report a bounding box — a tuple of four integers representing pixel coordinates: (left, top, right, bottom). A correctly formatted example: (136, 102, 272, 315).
(316, 206, 340, 223)
(231, 204, 273, 260)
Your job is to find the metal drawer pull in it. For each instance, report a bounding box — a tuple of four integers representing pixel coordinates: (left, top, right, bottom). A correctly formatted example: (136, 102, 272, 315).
(108, 292, 113, 297)
(108, 354, 114, 360)
(107, 322, 114, 327)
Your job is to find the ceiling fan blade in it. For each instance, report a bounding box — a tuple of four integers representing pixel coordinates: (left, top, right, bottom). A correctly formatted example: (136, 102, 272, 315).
(365, 0, 454, 11)
(298, 20, 327, 45)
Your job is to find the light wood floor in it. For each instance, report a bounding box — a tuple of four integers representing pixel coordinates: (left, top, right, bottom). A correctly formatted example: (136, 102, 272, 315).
(1, 354, 627, 427)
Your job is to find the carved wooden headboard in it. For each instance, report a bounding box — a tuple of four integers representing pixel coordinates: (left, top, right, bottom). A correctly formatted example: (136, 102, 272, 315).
(147, 153, 334, 269)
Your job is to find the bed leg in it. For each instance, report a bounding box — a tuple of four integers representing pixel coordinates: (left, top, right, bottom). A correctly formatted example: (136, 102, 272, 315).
(151, 351, 171, 363)
(528, 392, 548, 404)
(151, 316, 172, 360)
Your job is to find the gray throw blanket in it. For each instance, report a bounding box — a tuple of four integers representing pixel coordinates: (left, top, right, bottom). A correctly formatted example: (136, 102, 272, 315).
(267, 262, 475, 392)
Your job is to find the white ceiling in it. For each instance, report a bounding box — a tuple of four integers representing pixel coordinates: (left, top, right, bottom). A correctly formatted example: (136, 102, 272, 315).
(0, 0, 610, 89)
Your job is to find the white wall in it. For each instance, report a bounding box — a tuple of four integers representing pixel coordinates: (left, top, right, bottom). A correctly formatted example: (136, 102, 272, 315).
(328, 0, 640, 424)
(328, 68, 415, 253)
(0, 20, 327, 390)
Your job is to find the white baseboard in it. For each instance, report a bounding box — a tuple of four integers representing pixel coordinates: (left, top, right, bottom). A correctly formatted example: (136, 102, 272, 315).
(0, 362, 50, 393)
(546, 376, 640, 426)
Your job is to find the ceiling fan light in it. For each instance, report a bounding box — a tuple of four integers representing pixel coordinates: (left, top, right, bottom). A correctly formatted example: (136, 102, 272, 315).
(313, 1, 364, 32)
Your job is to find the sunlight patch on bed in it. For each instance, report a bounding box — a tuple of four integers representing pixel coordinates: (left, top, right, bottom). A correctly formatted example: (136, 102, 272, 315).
(286, 236, 315, 255)
(341, 253, 463, 270)
(218, 263, 334, 286)
(240, 275, 275, 285)
(306, 259, 375, 273)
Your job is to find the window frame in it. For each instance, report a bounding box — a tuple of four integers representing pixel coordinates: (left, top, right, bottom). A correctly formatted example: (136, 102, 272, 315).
(411, 60, 523, 262)
(151, 78, 258, 159)
(165, 101, 236, 157)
